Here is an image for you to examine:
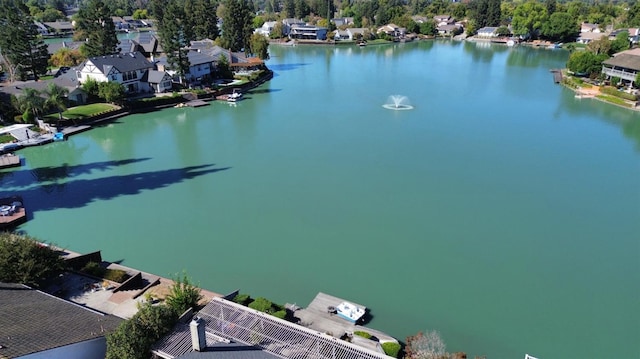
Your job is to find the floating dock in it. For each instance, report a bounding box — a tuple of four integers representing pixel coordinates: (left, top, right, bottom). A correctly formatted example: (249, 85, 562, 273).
(0, 153, 21, 169)
(550, 69, 563, 83)
(0, 196, 27, 229)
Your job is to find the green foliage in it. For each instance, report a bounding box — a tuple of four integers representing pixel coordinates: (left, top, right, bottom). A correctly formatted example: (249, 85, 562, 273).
(76, 0, 119, 57)
(0, 232, 65, 287)
(542, 12, 578, 42)
(610, 31, 630, 54)
(272, 310, 287, 319)
(566, 50, 608, 77)
(132, 9, 148, 19)
(249, 33, 270, 60)
(596, 94, 631, 107)
(354, 330, 372, 339)
(0, 0, 50, 81)
(216, 54, 234, 79)
(82, 78, 101, 100)
(270, 22, 284, 39)
(469, 0, 502, 28)
(511, 0, 549, 37)
(382, 342, 402, 358)
(220, 0, 254, 52)
(98, 81, 126, 104)
(81, 261, 105, 277)
(165, 272, 203, 314)
(233, 293, 252, 305)
(419, 20, 437, 36)
(80, 261, 130, 283)
(601, 86, 637, 101)
(248, 297, 273, 312)
(106, 303, 178, 359)
(496, 26, 511, 37)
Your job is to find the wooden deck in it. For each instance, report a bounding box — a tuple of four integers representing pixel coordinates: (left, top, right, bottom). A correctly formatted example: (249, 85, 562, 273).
(0, 196, 26, 229)
(187, 100, 209, 107)
(0, 153, 21, 169)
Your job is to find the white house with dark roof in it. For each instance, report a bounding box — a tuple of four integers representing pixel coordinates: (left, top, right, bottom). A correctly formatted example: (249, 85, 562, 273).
(476, 26, 499, 38)
(77, 52, 160, 93)
(0, 282, 121, 359)
(581, 22, 601, 33)
(602, 50, 640, 85)
(255, 21, 277, 37)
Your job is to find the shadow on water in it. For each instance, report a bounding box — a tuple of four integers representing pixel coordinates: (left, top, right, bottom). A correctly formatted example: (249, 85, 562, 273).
(245, 88, 281, 95)
(0, 158, 151, 187)
(1, 162, 230, 215)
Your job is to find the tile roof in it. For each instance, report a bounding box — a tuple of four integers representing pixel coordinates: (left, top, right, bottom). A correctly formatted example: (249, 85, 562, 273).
(175, 343, 281, 359)
(0, 282, 122, 358)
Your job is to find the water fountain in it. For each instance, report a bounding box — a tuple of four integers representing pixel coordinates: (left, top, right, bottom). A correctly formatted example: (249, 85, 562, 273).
(382, 95, 413, 110)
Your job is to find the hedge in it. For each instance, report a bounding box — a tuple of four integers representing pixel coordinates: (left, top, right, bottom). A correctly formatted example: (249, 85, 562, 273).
(381, 342, 401, 358)
(354, 331, 372, 339)
(600, 86, 637, 101)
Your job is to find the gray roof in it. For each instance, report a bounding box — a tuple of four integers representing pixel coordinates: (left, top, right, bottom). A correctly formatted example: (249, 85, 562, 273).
(47, 40, 84, 55)
(119, 39, 141, 54)
(1, 71, 83, 96)
(43, 21, 74, 31)
(147, 70, 169, 83)
(603, 54, 640, 71)
(188, 51, 216, 66)
(0, 282, 122, 358)
(136, 33, 161, 54)
(176, 343, 281, 359)
(87, 52, 153, 74)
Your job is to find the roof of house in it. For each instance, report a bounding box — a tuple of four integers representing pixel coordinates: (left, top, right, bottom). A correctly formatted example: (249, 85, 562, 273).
(603, 54, 640, 71)
(119, 39, 141, 53)
(86, 52, 153, 74)
(1, 71, 83, 97)
(175, 343, 280, 359)
(47, 40, 84, 55)
(477, 26, 498, 33)
(43, 21, 74, 31)
(147, 70, 169, 83)
(136, 33, 162, 54)
(0, 282, 122, 358)
(577, 32, 607, 41)
(187, 51, 217, 66)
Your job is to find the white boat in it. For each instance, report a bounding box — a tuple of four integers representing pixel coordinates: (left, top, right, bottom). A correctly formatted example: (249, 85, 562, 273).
(335, 301, 365, 323)
(227, 89, 243, 102)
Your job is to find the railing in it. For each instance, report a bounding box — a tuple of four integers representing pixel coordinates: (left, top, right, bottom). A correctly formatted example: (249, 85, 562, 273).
(602, 66, 636, 81)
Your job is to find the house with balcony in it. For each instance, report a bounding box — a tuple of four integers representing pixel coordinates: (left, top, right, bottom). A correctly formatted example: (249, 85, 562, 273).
(289, 25, 328, 40)
(602, 50, 640, 85)
(76, 52, 165, 94)
(282, 19, 306, 36)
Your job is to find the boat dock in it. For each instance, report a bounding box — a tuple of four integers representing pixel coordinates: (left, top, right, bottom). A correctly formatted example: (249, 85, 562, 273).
(551, 69, 563, 83)
(290, 292, 397, 354)
(0, 196, 27, 229)
(0, 153, 21, 169)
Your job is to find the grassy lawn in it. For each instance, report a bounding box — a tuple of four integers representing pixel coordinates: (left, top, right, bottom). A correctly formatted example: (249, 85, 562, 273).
(46, 103, 118, 120)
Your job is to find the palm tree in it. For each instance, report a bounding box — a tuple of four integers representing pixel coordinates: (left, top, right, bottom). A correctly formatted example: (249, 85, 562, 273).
(11, 87, 44, 123)
(44, 83, 69, 128)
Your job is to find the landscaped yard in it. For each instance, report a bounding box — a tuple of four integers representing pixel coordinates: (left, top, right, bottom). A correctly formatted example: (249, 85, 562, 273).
(46, 103, 118, 120)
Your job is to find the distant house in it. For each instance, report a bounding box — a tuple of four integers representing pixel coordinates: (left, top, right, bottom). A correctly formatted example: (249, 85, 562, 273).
(411, 15, 429, 24)
(331, 17, 354, 27)
(282, 18, 306, 36)
(255, 21, 277, 37)
(146, 70, 173, 93)
(377, 24, 404, 38)
(576, 32, 607, 44)
(434, 15, 454, 26)
(77, 52, 165, 93)
(0, 282, 121, 359)
(438, 24, 462, 36)
(288, 25, 328, 40)
(43, 21, 74, 35)
(333, 28, 367, 41)
(476, 27, 499, 38)
(581, 22, 601, 33)
(47, 40, 84, 55)
(135, 33, 163, 58)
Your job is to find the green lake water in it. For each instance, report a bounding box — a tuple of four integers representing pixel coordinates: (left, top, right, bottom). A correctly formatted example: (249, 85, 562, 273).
(2, 41, 639, 358)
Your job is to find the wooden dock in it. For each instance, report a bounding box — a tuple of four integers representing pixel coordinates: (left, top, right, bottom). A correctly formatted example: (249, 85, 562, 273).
(186, 100, 209, 107)
(0, 196, 27, 229)
(0, 153, 21, 169)
(551, 69, 563, 83)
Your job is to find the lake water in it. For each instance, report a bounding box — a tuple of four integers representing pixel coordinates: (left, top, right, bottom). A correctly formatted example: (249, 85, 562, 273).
(2, 41, 639, 358)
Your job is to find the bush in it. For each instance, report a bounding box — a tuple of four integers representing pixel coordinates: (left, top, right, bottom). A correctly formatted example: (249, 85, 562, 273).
(106, 303, 178, 359)
(0, 232, 65, 287)
(382, 342, 401, 358)
(233, 293, 252, 305)
(272, 310, 287, 319)
(165, 272, 203, 314)
(81, 261, 106, 277)
(354, 330, 372, 339)
(103, 269, 130, 283)
(249, 297, 273, 313)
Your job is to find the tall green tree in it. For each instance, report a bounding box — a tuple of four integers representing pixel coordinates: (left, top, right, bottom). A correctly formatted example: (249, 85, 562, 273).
(12, 87, 45, 123)
(249, 33, 270, 60)
(566, 50, 608, 77)
(511, 1, 548, 38)
(0, 0, 50, 81)
(542, 12, 578, 42)
(151, 0, 193, 83)
(76, 0, 119, 57)
(220, 0, 254, 52)
(190, 0, 219, 40)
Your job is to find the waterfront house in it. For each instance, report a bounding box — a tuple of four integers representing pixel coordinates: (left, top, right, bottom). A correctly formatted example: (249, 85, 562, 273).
(331, 17, 354, 27)
(1, 71, 88, 105)
(476, 27, 499, 38)
(43, 21, 74, 36)
(76, 52, 164, 94)
(377, 24, 405, 38)
(282, 18, 306, 36)
(47, 40, 84, 55)
(146, 70, 173, 93)
(438, 24, 463, 36)
(601, 51, 640, 85)
(0, 281, 121, 359)
(434, 15, 455, 26)
(576, 31, 607, 44)
(333, 28, 367, 41)
(288, 24, 328, 40)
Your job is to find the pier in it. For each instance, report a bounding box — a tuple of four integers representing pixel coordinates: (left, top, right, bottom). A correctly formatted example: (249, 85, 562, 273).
(0, 153, 21, 169)
(551, 69, 563, 83)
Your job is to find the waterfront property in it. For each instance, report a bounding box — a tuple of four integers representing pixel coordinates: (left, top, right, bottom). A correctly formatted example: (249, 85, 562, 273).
(0, 196, 25, 229)
(153, 297, 395, 359)
(602, 50, 640, 85)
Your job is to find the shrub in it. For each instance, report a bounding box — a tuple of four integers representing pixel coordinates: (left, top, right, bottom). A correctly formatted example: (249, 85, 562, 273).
(382, 342, 401, 358)
(0, 232, 65, 287)
(165, 272, 203, 314)
(81, 261, 106, 277)
(354, 330, 372, 339)
(103, 269, 130, 283)
(601, 86, 637, 101)
(233, 293, 252, 305)
(272, 310, 287, 319)
(249, 297, 273, 313)
(106, 303, 178, 359)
